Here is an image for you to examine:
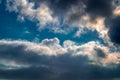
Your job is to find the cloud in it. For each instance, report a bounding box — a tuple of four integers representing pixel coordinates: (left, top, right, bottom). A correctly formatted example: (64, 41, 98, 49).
(65, 0, 113, 25)
(44, 0, 113, 19)
(6, 0, 58, 28)
(4, 0, 112, 29)
(105, 16, 120, 45)
(113, 6, 120, 16)
(0, 38, 120, 79)
(5, 0, 120, 44)
(86, 0, 113, 18)
(1, 0, 120, 79)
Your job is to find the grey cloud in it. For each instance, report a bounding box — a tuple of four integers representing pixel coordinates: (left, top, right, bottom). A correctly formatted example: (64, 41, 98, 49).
(45, 0, 113, 17)
(94, 48, 107, 58)
(1, 0, 120, 79)
(27, 0, 120, 44)
(6, 0, 115, 26)
(0, 39, 120, 79)
(85, 0, 113, 19)
(105, 16, 120, 45)
(0, 43, 47, 66)
(35, 0, 80, 13)
(0, 63, 120, 80)
(5, 0, 120, 42)
(46, 0, 114, 21)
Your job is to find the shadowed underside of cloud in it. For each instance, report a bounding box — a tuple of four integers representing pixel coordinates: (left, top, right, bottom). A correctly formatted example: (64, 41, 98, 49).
(0, 65, 120, 80)
(105, 16, 120, 45)
(0, 38, 120, 80)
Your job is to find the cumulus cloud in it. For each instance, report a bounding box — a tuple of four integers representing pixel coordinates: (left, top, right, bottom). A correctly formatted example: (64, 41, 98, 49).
(5, 0, 120, 44)
(6, 0, 58, 28)
(0, 38, 120, 79)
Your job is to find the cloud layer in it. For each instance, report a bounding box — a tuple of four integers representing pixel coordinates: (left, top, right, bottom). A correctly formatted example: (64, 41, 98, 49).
(0, 38, 120, 79)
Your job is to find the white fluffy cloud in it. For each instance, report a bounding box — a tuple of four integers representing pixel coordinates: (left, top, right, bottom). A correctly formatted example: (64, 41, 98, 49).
(6, 0, 58, 28)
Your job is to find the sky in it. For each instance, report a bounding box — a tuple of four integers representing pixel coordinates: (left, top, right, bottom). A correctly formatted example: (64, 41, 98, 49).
(0, 0, 120, 80)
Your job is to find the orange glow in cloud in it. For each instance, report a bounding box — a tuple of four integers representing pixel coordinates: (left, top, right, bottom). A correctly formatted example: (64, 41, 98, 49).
(113, 6, 120, 16)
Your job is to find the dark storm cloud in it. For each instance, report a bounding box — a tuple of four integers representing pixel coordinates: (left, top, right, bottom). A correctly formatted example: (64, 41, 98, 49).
(85, 0, 113, 19)
(47, 0, 83, 16)
(0, 43, 49, 66)
(0, 63, 120, 80)
(105, 16, 120, 45)
(53, 0, 113, 21)
(32, 0, 114, 19)
(32, 0, 81, 17)
(0, 66, 56, 80)
(0, 40, 120, 80)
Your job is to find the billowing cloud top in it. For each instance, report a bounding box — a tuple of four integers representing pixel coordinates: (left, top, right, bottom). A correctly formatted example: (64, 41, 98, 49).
(0, 0, 120, 80)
